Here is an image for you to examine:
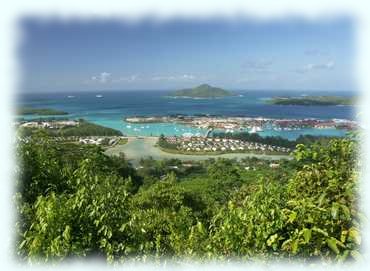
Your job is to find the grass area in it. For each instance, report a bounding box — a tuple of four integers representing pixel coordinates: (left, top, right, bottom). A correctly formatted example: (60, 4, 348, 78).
(117, 138, 128, 145)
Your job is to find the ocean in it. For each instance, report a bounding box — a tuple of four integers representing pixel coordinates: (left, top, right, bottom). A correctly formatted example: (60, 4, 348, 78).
(17, 90, 357, 140)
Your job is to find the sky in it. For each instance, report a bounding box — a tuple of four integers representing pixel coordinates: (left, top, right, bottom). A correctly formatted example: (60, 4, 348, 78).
(19, 17, 355, 92)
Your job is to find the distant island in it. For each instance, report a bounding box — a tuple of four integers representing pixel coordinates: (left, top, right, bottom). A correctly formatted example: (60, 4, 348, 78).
(268, 96, 355, 106)
(18, 107, 68, 116)
(168, 84, 234, 98)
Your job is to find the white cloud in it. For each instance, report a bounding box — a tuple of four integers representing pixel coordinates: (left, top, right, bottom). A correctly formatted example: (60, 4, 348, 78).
(182, 74, 195, 80)
(241, 59, 273, 72)
(88, 73, 140, 84)
(304, 49, 329, 56)
(91, 72, 112, 83)
(151, 74, 196, 81)
(113, 74, 138, 83)
(296, 60, 335, 73)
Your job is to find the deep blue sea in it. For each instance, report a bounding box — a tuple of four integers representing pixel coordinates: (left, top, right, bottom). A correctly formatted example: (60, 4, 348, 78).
(17, 90, 357, 140)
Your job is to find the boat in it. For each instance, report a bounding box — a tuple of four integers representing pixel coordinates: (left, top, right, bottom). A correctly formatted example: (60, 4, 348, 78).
(250, 126, 264, 133)
(96, 94, 103, 98)
(67, 95, 75, 98)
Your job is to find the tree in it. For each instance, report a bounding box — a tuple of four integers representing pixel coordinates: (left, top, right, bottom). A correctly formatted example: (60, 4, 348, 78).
(18, 159, 132, 262)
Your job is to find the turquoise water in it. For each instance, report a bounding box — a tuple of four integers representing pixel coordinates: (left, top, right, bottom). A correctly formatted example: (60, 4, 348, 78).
(18, 90, 355, 140)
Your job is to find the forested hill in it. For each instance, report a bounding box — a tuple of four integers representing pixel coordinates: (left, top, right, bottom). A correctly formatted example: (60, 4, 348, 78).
(16, 131, 360, 263)
(168, 84, 233, 98)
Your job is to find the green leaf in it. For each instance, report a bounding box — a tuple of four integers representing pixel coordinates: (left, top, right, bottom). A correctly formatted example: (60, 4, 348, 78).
(291, 239, 299, 254)
(288, 211, 297, 223)
(349, 227, 361, 245)
(327, 237, 339, 254)
(267, 234, 278, 247)
(331, 203, 339, 219)
(302, 228, 311, 244)
(62, 225, 71, 241)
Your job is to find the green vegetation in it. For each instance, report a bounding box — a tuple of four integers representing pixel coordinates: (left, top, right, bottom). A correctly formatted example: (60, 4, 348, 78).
(157, 132, 339, 155)
(214, 132, 340, 149)
(20, 120, 123, 137)
(16, 131, 360, 263)
(168, 84, 233, 98)
(158, 143, 288, 156)
(268, 96, 355, 106)
(117, 138, 128, 145)
(59, 120, 123, 136)
(18, 107, 68, 115)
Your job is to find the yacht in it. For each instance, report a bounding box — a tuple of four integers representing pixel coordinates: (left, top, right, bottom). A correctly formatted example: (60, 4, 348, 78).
(96, 94, 103, 98)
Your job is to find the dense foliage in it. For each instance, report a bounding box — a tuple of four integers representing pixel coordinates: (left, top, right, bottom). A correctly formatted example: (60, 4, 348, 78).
(18, 107, 68, 115)
(16, 131, 360, 263)
(19, 120, 123, 137)
(169, 84, 233, 98)
(58, 120, 123, 136)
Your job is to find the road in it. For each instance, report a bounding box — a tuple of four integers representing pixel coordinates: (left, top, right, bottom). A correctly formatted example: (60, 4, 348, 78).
(105, 137, 291, 166)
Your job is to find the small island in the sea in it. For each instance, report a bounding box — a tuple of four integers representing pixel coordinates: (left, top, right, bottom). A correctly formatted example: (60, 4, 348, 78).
(168, 84, 234, 98)
(268, 96, 355, 106)
(18, 107, 69, 116)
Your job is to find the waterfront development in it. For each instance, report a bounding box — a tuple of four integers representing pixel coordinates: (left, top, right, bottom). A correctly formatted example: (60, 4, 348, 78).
(16, 90, 357, 162)
(125, 114, 357, 135)
(104, 136, 290, 166)
(17, 90, 356, 139)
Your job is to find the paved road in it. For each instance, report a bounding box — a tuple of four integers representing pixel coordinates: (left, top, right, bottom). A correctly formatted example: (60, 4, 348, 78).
(105, 137, 291, 166)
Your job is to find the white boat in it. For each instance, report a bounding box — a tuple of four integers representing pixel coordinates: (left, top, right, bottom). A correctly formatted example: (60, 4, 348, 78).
(96, 94, 103, 98)
(67, 95, 75, 98)
(250, 126, 263, 133)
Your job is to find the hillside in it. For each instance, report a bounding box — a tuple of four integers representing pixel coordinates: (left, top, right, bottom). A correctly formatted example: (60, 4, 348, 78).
(169, 84, 233, 98)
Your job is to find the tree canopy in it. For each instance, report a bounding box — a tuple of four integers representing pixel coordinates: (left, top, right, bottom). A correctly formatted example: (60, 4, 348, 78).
(16, 132, 360, 263)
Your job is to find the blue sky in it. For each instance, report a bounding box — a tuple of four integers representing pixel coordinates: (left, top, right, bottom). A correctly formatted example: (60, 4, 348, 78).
(20, 18, 355, 92)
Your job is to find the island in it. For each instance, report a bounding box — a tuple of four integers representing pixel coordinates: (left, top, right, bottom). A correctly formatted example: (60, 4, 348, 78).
(268, 96, 354, 106)
(167, 84, 234, 98)
(18, 107, 69, 116)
